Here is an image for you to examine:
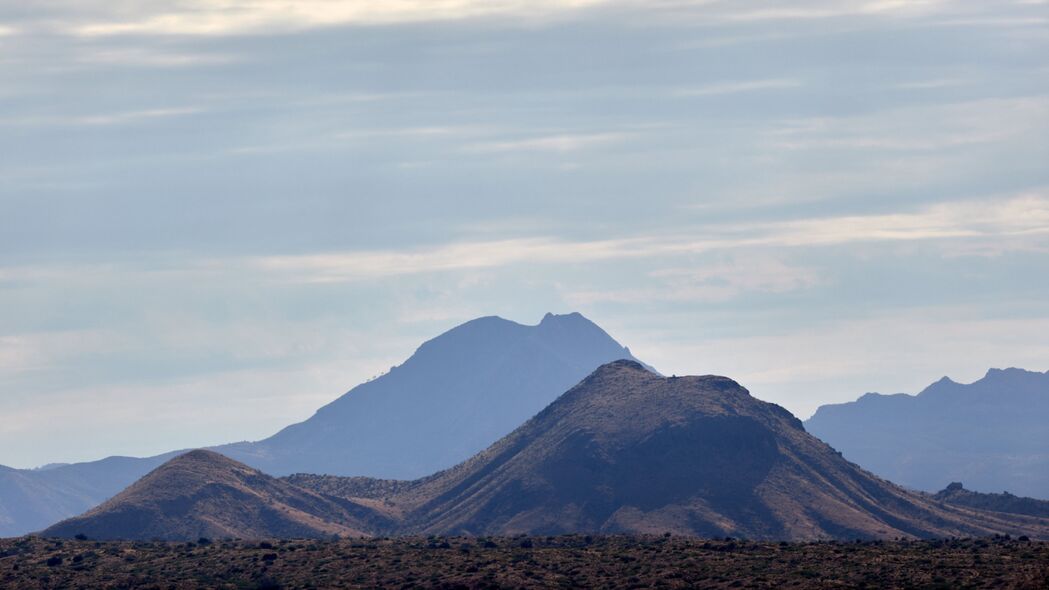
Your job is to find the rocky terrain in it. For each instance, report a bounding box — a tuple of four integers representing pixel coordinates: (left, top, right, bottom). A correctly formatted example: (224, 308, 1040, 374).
(3, 535, 1047, 589)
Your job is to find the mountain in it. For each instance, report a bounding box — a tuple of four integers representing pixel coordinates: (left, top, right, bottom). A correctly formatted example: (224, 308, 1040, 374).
(42, 451, 389, 541)
(1, 312, 640, 537)
(806, 368, 1049, 499)
(0, 453, 181, 538)
(351, 361, 1049, 540)
(217, 312, 644, 479)
(43, 363, 1049, 541)
(933, 482, 1049, 519)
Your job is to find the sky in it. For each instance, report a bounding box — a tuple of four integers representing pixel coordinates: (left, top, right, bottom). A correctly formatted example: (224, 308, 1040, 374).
(1, 0, 1048, 468)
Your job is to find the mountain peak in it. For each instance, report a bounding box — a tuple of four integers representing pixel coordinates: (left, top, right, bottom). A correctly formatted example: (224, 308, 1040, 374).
(539, 311, 585, 325)
(981, 367, 1043, 382)
(593, 358, 650, 374)
(170, 448, 236, 466)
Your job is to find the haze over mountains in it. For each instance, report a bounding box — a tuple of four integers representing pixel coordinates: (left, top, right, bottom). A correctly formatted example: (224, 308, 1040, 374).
(7, 312, 1049, 541)
(44, 362, 1049, 541)
(1, 312, 641, 537)
(806, 368, 1049, 499)
(218, 312, 644, 479)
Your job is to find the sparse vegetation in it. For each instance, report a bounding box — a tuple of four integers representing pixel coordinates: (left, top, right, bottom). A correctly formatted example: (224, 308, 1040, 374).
(2, 535, 1047, 589)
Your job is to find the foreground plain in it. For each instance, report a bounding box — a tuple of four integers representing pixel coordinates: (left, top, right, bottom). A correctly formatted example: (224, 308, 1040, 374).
(2, 535, 1048, 589)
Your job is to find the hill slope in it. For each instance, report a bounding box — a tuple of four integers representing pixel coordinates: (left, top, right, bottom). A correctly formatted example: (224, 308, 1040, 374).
(42, 451, 388, 541)
(387, 361, 1049, 540)
(933, 482, 1049, 519)
(806, 368, 1049, 499)
(218, 312, 643, 479)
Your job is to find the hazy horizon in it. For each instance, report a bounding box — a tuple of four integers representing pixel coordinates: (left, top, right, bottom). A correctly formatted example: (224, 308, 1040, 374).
(2, 0, 1048, 468)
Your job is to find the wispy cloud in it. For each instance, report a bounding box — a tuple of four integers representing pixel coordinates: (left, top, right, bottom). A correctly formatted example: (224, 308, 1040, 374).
(565, 255, 822, 304)
(462, 132, 630, 154)
(765, 97, 1047, 152)
(673, 79, 801, 97)
(0, 107, 202, 128)
(243, 192, 1049, 283)
(74, 47, 239, 68)
(893, 78, 971, 90)
(65, 0, 615, 37)
(45, 0, 1014, 38)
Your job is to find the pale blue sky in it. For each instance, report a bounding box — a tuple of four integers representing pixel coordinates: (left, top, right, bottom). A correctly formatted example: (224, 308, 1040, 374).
(2, 0, 1048, 467)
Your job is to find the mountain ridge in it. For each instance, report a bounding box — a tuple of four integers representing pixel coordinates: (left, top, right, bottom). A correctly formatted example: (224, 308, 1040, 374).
(806, 367, 1049, 499)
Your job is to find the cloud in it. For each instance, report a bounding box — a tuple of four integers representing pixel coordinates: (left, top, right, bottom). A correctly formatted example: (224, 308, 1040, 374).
(462, 132, 630, 154)
(74, 47, 239, 68)
(241, 192, 1049, 283)
(764, 97, 1047, 153)
(39, 0, 1019, 38)
(673, 79, 802, 97)
(565, 255, 822, 304)
(0, 107, 203, 128)
(63, 0, 615, 37)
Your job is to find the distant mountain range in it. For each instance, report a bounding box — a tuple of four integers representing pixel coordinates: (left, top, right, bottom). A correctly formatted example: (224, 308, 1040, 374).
(1, 312, 642, 537)
(43, 362, 1049, 541)
(806, 368, 1049, 499)
(0, 453, 180, 538)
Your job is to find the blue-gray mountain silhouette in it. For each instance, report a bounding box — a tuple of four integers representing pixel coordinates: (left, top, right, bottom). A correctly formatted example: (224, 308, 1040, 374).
(217, 312, 644, 479)
(0, 312, 641, 537)
(806, 368, 1049, 499)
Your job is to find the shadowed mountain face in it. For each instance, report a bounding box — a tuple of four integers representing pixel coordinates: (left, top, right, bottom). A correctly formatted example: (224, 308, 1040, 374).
(218, 312, 643, 479)
(806, 368, 1049, 499)
(42, 451, 389, 541)
(0, 312, 639, 537)
(43, 363, 1049, 541)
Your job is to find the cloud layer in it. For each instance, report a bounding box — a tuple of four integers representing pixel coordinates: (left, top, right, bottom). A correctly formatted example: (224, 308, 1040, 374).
(1, 0, 1047, 467)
